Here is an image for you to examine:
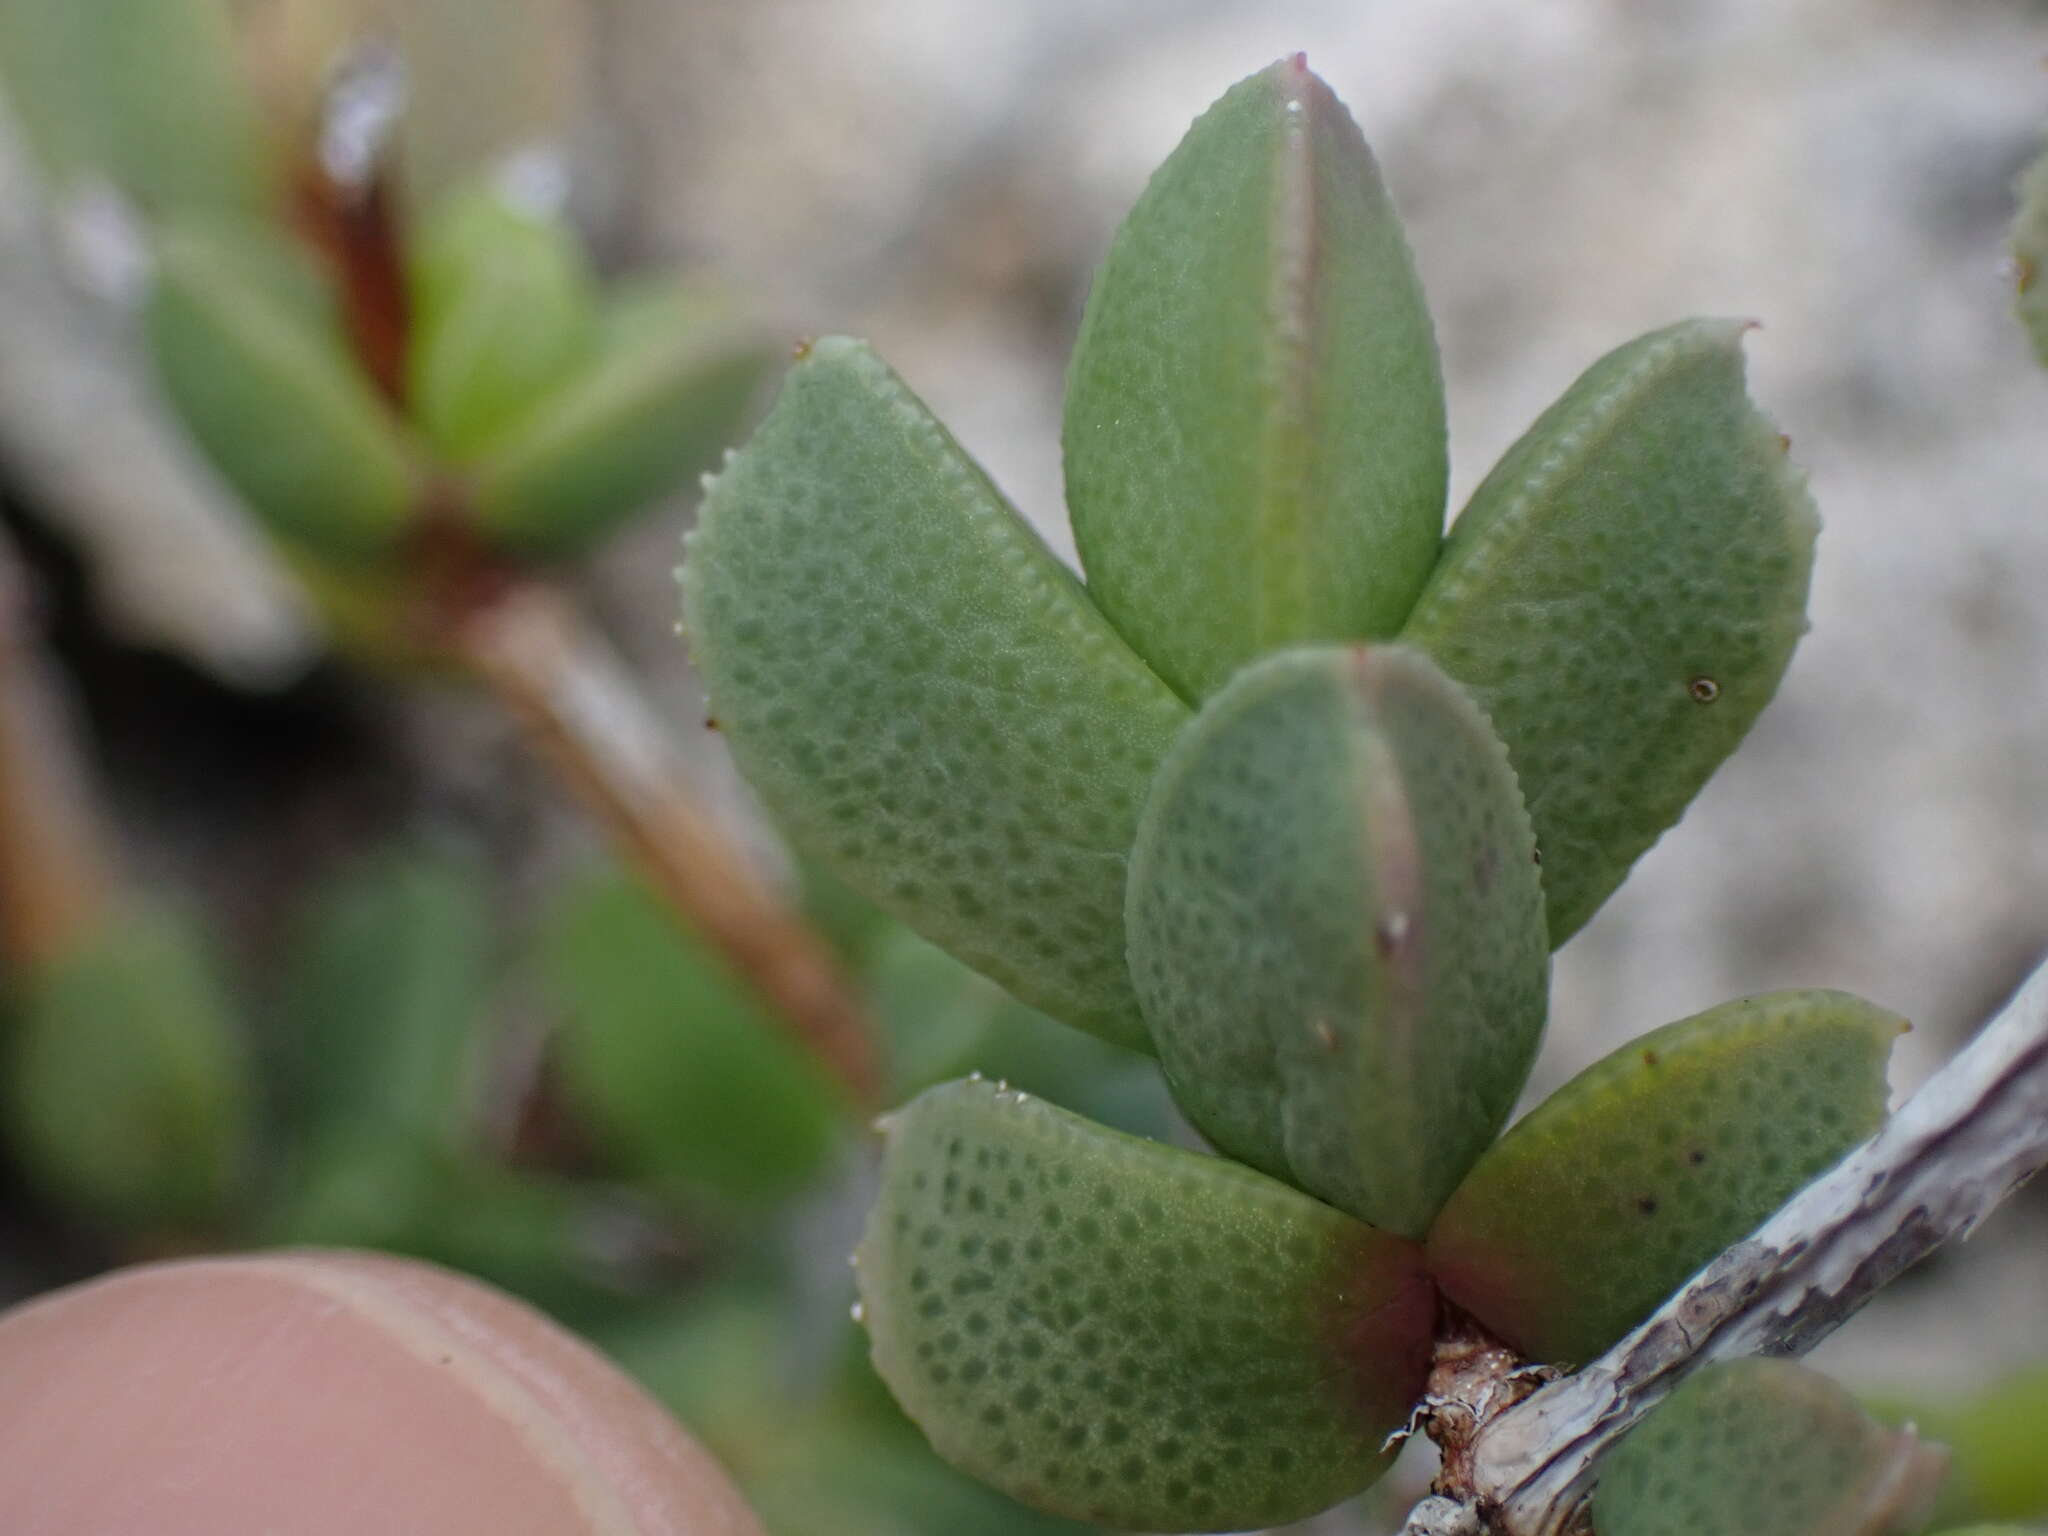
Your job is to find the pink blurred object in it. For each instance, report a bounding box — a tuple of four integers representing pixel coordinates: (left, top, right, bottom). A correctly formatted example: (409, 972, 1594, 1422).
(0, 1250, 766, 1535)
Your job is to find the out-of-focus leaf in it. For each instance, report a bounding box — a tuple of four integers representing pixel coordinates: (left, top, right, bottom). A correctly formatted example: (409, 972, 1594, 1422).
(0, 0, 270, 215)
(470, 280, 771, 556)
(147, 219, 421, 559)
(3, 904, 253, 1232)
(1594, 1359, 1948, 1536)
(277, 846, 492, 1149)
(1869, 1364, 2048, 1527)
(407, 180, 599, 459)
(542, 868, 844, 1209)
(2014, 142, 2048, 367)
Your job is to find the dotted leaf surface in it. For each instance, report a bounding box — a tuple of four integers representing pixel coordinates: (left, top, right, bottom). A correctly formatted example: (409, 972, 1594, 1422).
(146, 220, 420, 559)
(683, 338, 1190, 1049)
(1427, 990, 1902, 1365)
(1127, 644, 1547, 1237)
(1064, 57, 1446, 702)
(1593, 1360, 1949, 1536)
(856, 1078, 1435, 1532)
(2015, 143, 2048, 367)
(1401, 319, 1816, 944)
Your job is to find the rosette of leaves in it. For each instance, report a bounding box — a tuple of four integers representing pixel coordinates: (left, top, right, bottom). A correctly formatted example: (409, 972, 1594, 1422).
(684, 56, 1908, 1533)
(145, 184, 771, 602)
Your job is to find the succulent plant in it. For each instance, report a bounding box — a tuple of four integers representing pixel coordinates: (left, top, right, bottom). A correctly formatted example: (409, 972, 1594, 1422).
(145, 183, 771, 581)
(684, 53, 1909, 1536)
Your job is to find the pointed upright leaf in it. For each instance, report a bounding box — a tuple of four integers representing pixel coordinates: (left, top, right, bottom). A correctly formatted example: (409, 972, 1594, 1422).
(543, 868, 843, 1207)
(277, 848, 492, 1150)
(407, 181, 599, 459)
(1594, 1360, 1948, 1536)
(682, 338, 1190, 1049)
(1064, 57, 1446, 702)
(147, 220, 421, 559)
(471, 281, 770, 556)
(1127, 644, 1547, 1236)
(1427, 990, 1902, 1364)
(2014, 142, 2048, 367)
(1402, 319, 1817, 943)
(856, 1078, 1435, 1532)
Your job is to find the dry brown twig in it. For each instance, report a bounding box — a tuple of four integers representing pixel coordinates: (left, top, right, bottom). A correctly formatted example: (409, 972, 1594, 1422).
(1402, 956, 2048, 1536)
(453, 581, 879, 1107)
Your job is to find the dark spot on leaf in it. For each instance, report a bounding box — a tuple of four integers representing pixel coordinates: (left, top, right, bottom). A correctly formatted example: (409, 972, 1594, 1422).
(1689, 677, 1721, 703)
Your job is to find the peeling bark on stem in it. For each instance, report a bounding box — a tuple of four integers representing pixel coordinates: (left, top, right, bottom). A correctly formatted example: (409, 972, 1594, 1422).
(1405, 956, 2048, 1536)
(453, 582, 880, 1108)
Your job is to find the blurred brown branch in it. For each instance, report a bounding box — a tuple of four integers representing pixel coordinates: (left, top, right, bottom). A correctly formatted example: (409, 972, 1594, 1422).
(453, 580, 879, 1109)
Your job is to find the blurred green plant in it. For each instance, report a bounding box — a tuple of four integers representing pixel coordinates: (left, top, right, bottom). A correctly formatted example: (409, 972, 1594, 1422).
(2017, 138, 2048, 367)
(679, 53, 2042, 1536)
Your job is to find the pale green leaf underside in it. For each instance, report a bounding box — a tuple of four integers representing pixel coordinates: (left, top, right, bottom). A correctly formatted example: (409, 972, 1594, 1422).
(856, 1078, 1434, 1532)
(682, 338, 1189, 1049)
(146, 221, 419, 560)
(1064, 56, 1446, 702)
(474, 287, 770, 556)
(1594, 1360, 1948, 1536)
(1402, 318, 1816, 945)
(1427, 989, 1901, 1365)
(2015, 142, 2048, 367)
(1128, 644, 1547, 1237)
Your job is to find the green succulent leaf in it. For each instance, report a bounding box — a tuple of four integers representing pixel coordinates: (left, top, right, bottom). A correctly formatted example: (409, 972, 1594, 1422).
(1064, 56, 1446, 702)
(682, 337, 1190, 1049)
(1127, 644, 1547, 1237)
(855, 1077, 1435, 1532)
(2015, 142, 2048, 367)
(277, 847, 491, 1150)
(543, 868, 844, 1208)
(1401, 318, 1817, 944)
(0, 0, 270, 216)
(3, 904, 253, 1232)
(1869, 1364, 2048, 1528)
(406, 181, 599, 459)
(146, 219, 421, 559)
(470, 279, 771, 556)
(1593, 1359, 1949, 1536)
(1427, 990, 1902, 1364)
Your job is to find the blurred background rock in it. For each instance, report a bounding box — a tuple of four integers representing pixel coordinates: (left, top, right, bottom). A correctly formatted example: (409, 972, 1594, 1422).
(0, 1, 2044, 1531)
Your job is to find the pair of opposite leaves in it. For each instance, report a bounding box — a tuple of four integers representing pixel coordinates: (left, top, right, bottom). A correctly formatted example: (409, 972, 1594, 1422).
(145, 181, 767, 566)
(685, 58, 1901, 1534)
